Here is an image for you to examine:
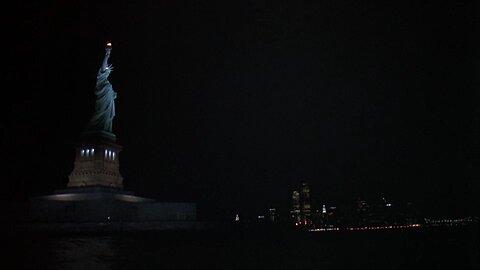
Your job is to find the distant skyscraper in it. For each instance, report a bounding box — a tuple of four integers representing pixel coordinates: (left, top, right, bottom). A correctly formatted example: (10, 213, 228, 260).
(291, 182, 312, 226)
(268, 208, 277, 223)
(291, 190, 301, 225)
(300, 182, 312, 225)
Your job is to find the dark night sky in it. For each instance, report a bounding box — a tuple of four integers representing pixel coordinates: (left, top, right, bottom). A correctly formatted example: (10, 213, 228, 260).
(3, 1, 480, 220)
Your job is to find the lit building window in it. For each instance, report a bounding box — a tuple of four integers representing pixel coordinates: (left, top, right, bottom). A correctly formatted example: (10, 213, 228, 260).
(104, 149, 108, 159)
(91, 148, 95, 156)
(112, 152, 115, 160)
(81, 149, 85, 156)
(86, 149, 90, 157)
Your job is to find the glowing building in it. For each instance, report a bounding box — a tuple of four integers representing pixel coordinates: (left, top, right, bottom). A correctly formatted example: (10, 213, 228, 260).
(268, 208, 277, 223)
(291, 182, 312, 226)
(291, 190, 301, 225)
(300, 182, 312, 225)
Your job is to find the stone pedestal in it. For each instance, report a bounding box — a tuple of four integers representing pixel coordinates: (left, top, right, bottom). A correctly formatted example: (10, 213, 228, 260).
(68, 131, 123, 188)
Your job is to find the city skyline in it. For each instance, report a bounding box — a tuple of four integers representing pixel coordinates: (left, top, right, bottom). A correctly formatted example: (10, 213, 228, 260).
(3, 1, 480, 220)
(234, 181, 453, 225)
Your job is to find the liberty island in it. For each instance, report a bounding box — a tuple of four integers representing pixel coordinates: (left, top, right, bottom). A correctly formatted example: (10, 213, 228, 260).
(21, 43, 200, 230)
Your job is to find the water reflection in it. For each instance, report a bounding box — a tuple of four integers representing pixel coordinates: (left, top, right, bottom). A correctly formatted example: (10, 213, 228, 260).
(53, 237, 113, 270)
(5, 226, 477, 269)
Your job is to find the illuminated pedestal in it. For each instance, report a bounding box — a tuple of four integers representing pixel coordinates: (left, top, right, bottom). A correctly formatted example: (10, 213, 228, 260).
(67, 131, 123, 188)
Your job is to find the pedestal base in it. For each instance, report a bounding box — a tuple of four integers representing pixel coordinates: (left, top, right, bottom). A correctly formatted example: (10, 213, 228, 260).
(29, 187, 196, 223)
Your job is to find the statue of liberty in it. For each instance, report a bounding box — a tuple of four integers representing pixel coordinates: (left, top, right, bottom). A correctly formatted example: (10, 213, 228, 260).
(85, 43, 117, 135)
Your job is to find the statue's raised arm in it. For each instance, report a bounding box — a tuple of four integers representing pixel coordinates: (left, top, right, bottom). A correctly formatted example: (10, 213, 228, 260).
(100, 43, 112, 72)
(85, 42, 117, 135)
